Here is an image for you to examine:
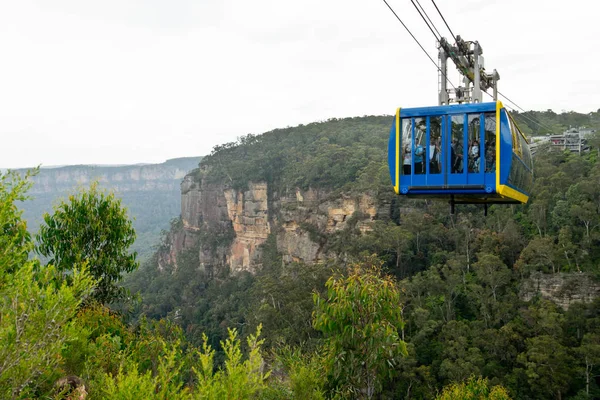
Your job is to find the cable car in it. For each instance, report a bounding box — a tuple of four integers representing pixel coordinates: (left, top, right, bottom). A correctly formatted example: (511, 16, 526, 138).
(387, 101, 533, 207)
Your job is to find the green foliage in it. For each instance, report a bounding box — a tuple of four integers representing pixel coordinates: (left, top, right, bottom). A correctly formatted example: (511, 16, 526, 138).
(36, 182, 139, 304)
(577, 333, 600, 398)
(0, 169, 35, 279)
(313, 255, 408, 398)
(115, 112, 600, 399)
(512, 109, 600, 136)
(193, 325, 269, 399)
(95, 339, 189, 400)
(248, 261, 333, 350)
(0, 170, 95, 399)
(61, 304, 134, 377)
(0, 264, 94, 399)
(271, 347, 326, 400)
(60, 304, 272, 399)
(126, 229, 334, 362)
(435, 376, 511, 400)
(201, 116, 391, 193)
(517, 335, 574, 399)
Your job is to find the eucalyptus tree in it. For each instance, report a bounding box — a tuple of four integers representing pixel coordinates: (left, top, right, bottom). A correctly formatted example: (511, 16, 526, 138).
(36, 183, 138, 304)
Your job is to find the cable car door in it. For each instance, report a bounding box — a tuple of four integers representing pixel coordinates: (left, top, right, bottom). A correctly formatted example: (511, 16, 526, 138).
(426, 116, 444, 186)
(447, 114, 466, 187)
(466, 113, 484, 186)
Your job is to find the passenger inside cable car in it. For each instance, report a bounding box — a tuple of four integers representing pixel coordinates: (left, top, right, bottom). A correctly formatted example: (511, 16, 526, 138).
(388, 101, 533, 206)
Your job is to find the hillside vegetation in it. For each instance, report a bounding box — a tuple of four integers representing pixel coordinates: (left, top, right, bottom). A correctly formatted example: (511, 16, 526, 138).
(200, 108, 600, 192)
(2, 108, 600, 399)
(124, 109, 600, 398)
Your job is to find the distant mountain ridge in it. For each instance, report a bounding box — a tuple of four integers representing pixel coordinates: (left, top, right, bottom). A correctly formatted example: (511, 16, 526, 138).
(15, 157, 201, 194)
(16, 156, 202, 261)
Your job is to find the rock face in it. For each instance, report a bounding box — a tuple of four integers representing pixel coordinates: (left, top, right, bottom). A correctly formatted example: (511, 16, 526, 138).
(275, 189, 378, 265)
(224, 182, 271, 273)
(521, 272, 600, 310)
(166, 169, 381, 273)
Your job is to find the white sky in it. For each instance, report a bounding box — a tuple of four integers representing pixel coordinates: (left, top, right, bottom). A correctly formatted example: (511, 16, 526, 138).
(1, 0, 598, 168)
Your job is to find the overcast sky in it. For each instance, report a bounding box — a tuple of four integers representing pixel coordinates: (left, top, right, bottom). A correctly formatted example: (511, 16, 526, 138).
(1, 0, 598, 168)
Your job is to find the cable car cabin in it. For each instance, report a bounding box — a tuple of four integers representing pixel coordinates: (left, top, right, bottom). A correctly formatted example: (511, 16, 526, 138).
(388, 101, 533, 205)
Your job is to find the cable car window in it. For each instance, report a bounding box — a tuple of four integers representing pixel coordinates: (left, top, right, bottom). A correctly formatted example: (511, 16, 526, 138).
(401, 118, 412, 175)
(429, 116, 441, 174)
(467, 114, 481, 173)
(518, 129, 533, 170)
(508, 155, 532, 194)
(484, 112, 496, 172)
(414, 118, 426, 174)
(507, 155, 520, 190)
(508, 115, 522, 157)
(451, 115, 464, 173)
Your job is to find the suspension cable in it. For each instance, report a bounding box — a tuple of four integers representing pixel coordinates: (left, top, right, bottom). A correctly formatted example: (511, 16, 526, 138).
(497, 91, 528, 114)
(409, 0, 440, 42)
(482, 90, 556, 133)
(381, 0, 457, 90)
(430, 0, 458, 44)
(497, 92, 556, 132)
(386, 0, 553, 134)
(414, 0, 443, 39)
(505, 106, 557, 134)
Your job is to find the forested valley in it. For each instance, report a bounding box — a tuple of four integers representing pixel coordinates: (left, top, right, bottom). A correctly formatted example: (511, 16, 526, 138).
(2, 109, 600, 399)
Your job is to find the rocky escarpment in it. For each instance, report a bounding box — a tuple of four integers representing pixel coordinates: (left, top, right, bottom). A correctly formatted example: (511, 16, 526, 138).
(21, 157, 200, 194)
(520, 272, 600, 310)
(160, 168, 385, 274)
(276, 188, 379, 264)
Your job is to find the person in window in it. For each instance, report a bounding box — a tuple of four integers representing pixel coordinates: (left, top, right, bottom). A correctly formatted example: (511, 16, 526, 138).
(414, 139, 425, 174)
(451, 138, 463, 173)
(429, 136, 441, 173)
(403, 144, 411, 175)
(469, 140, 480, 172)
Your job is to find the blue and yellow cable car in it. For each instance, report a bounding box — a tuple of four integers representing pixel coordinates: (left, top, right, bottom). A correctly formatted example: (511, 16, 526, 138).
(388, 101, 533, 206)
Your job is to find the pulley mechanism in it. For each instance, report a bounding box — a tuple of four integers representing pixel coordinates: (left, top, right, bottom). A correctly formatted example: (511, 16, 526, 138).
(438, 36, 500, 105)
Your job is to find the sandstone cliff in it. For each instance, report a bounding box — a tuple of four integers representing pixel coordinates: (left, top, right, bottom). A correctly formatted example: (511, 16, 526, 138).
(161, 167, 600, 313)
(520, 272, 600, 310)
(160, 167, 385, 274)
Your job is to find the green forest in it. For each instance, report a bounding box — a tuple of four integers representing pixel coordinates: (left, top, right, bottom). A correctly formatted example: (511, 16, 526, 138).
(1, 108, 600, 399)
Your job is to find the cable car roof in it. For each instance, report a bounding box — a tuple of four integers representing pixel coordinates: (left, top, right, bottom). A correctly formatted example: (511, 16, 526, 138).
(399, 102, 498, 117)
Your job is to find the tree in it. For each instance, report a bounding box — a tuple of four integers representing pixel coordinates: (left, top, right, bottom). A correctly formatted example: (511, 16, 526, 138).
(192, 325, 269, 399)
(0, 170, 95, 399)
(472, 253, 511, 304)
(577, 333, 600, 398)
(0, 170, 35, 279)
(570, 201, 599, 239)
(438, 321, 484, 383)
(36, 183, 138, 304)
(517, 335, 574, 399)
(358, 220, 414, 277)
(0, 264, 94, 398)
(248, 261, 332, 350)
(435, 376, 511, 400)
(313, 256, 408, 398)
(515, 237, 558, 275)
